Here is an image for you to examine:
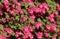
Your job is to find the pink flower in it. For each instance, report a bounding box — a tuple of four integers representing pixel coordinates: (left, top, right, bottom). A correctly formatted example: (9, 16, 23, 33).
(23, 33, 29, 39)
(52, 36, 56, 39)
(48, 14, 55, 22)
(2, 18, 6, 23)
(22, 0, 34, 5)
(35, 8, 40, 13)
(44, 32, 49, 37)
(50, 18, 55, 22)
(45, 24, 51, 30)
(18, 38, 21, 39)
(51, 26, 56, 32)
(0, 11, 3, 15)
(28, 9, 34, 15)
(4, 28, 13, 36)
(30, 15, 35, 20)
(22, 26, 29, 33)
(24, 32, 33, 39)
(12, 0, 17, 3)
(54, 11, 58, 15)
(42, 9, 46, 14)
(0, 35, 6, 39)
(56, 3, 60, 11)
(34, 22, 42, 29)
(44, 5, 49, 11)
(50, 24, 57, 32)
(0, 4, 3, 10)
(13, 9, 19, 14)
(58, 29, 60, 36)
(22, 16, 27, 23)
(36, 32, 43, 39)
(28, 33, 33, 39)
(49, 13, 54, 18)
(38, 4, 43, 8)
(28, 24, 34, 32)
(4, 0, 10, 11)
(42, 3, 49, 10)
(9, 10, 14, 15)
(56, 3, 60, 8)
(20, 10, 24, 14)
(15, 31, 23, 38)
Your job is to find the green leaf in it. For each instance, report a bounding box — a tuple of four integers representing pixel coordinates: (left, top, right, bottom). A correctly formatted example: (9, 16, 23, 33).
(12, 32, 15, 36)
(15, 16, 19, 21)
(0, 19, 2, 22)
(23, 9, 28, 15)
(46, 0, 56, 13)
(37, 18, 41, 22)
(56, 21, 60, 25)
(25, 4, 32, 8)
(58, 37, 60, 39)
(34, 0, 39, 6)
(20, 2, 25, 6)
(18, 24, 25, 29)
(57, 25, 60, 29)
(3, 32, 8, 37)
(29, 19, 34, 24)
(46, 0, 56, 7)
(0, 0, 3, 3)
(42, 36, 46, 39)
(48, 33, 57, 37)
(11, 25, 17, 29)
(0, 24, 4, 30)
(43, 19, 47, 23)
(47, 10, 52, 14)
(46, 20, 51, 24)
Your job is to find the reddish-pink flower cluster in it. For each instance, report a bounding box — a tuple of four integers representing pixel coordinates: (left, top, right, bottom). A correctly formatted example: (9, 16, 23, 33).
(0, 0, 60, 39)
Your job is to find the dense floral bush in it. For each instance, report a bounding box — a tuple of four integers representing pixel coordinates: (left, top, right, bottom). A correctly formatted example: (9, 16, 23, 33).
(0, 0, 60, 39)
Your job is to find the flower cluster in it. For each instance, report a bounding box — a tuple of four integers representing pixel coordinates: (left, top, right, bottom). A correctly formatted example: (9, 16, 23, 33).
(0, 0, 60, 39)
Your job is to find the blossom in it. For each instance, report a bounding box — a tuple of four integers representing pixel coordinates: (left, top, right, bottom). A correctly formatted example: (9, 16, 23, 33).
(28, 24, 34, 32)
(45, 24, 51, 30)
(28, 8, 34, 15)
(22, 0, 34, 5)
(4, 28, 13, 36)
(30, 15, 35, 20)
(15, 31, 23, 38)
(34, 22, 42, 29)
(0, 11, 3, 15)
(36, 32, 43, 39)
(20, 16, 27, 23)
(52, 36, 56, 39)
(44, 32, 49, 37)
(2, 18, 6, 23)
(0, 35, 6, 39)
(20, 9, 24, 14)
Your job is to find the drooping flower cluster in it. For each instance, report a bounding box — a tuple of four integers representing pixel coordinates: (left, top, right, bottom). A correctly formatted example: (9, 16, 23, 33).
(0, 0, 60, 39)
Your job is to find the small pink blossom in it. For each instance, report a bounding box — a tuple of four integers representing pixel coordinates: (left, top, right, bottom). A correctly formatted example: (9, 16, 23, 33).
(4, 28, 13, 36)
(45, 24, 51, 30)
(0, 35, 6, 39)
(28, 9, 34, 15)
(34, 22, 42, 29)
(38, 4, 43, 8)
(15, 31, 23, 38)
(44, 32, 49, 37)
(52, 36, 56, 39)
(30, 15, 35, 20)
(2, 18, 6, 23)
(22, 26, 29, 33)
(20, 10, 24, 14)
(0, 11, 3, 15)
(51, 26, 56, 32)
(36, 32, 43, 39)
